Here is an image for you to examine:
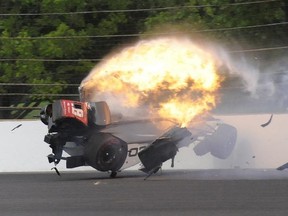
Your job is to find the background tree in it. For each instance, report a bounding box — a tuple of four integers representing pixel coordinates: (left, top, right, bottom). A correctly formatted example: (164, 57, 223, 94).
(0, 0, 134, 118)
(0, 0, 287, 118)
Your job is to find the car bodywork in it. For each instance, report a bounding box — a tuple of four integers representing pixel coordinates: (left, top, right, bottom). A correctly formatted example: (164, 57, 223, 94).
(40, 99, 237, 177)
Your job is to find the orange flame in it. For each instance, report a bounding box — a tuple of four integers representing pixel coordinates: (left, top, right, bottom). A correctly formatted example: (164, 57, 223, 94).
(81, 37, 221, 126)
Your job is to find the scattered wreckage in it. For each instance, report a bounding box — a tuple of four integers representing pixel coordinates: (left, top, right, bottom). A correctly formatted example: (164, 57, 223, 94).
(40, 96, 237, 178)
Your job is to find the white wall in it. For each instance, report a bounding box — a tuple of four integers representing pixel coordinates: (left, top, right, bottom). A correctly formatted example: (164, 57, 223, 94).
(1, 114, 288, 172)
(0, 120, 52, 172)
(219, 114, 288, 169)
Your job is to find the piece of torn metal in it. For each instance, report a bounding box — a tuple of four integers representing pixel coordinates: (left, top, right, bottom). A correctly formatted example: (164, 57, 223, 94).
(51, 167, 61, 176)
(261, 114, 273, 127)
(11, 124, 22, 131)
(277, 162, 288, 171)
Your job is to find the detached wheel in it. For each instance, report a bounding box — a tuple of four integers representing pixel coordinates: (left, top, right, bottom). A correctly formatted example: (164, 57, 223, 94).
(210, 124, 237, 159)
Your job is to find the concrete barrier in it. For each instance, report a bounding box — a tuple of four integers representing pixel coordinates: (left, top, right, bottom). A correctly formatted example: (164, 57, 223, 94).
(1, 114, 287, 172)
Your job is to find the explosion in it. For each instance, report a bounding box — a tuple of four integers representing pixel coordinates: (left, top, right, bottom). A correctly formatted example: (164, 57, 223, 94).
(81, 37, 221, 127)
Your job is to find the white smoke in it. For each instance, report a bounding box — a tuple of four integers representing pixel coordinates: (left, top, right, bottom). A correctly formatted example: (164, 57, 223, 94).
(258, 58, 288, 111)
(207, 43, 288, 112)
(215, 47, 260, 94)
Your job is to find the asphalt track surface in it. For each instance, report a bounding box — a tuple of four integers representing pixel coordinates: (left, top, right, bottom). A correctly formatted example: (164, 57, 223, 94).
(1, 169, 288, 216)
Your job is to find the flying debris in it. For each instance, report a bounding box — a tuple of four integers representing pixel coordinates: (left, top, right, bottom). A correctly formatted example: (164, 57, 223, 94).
(51, 167, 61, 176)
(261, 114, 273, 127)
(277, 162, 288, 171)
(11, 124, 22, 131)
(40, 99, 237, 178)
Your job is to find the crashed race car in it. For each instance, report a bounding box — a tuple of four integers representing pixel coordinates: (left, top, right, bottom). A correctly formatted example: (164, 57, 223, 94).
(40, 99, 237, 178)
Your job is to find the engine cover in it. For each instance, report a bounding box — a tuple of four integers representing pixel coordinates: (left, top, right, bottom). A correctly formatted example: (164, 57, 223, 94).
(84, 132, 128, 172)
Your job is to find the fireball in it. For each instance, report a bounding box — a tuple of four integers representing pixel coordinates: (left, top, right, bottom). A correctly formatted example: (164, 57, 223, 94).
(81, 37, 221, 127)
